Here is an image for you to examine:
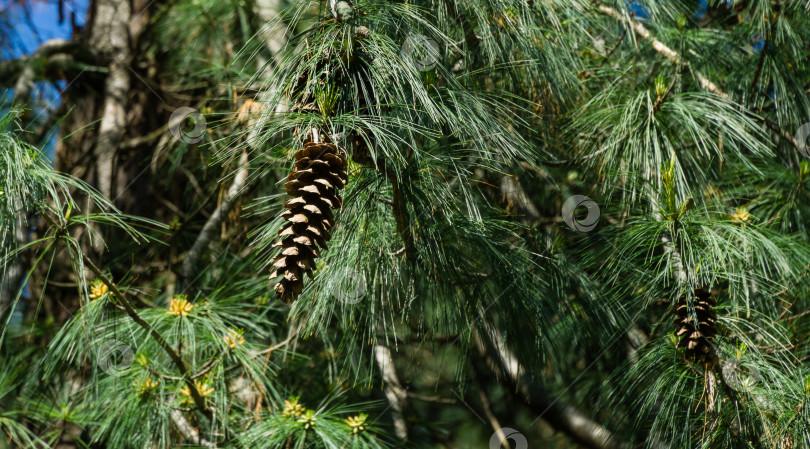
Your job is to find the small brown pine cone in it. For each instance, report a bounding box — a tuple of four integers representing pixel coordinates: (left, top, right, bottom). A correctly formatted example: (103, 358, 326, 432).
(674, 288, 717, 363)
(270, 140, 348, 302)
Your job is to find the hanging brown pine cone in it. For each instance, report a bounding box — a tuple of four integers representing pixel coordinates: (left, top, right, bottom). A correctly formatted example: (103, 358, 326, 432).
(270, 139, 348, 302)
(674, 288, 717, 363)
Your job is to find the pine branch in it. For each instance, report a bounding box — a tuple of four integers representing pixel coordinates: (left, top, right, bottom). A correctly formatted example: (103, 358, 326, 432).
(40, 211, 212, 419)
(82, 256, 213, 419)
(499, 175, 541, 223)
(763, 119, 807, 151)
(653, 60, 680, 112)
(474, 324, 630, 449)
(661, 233, 687, 283)
(0, 39, 93, 89)
(581, 27, 627, 81)
(749, 39, 769, 96)
(253, 0, 288, 66)
(625, 324, 649, 365)
(351, 131, 417, 261)
(0, 202, 28, 320)
(596, 3, 808, 156)
(406, 393, 457, 404)
(596, 4, 726, 97)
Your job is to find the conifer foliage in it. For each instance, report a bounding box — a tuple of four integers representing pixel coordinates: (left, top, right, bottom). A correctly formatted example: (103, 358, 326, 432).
(2, 0, 810, 448)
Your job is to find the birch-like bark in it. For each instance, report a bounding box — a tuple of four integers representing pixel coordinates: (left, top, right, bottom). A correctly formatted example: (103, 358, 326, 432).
(374, 344, 409, 440)
(91, 0, 132, 199)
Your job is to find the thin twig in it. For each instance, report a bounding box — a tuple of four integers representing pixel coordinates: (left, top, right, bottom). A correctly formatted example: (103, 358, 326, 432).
(388, 247, 406, 256)
(257, 333, 297, 356)
(474, 373, 508, 448)
(581, 28, 627, 81)
(192, 354, 224, 380)
(83, 256, 212, 418)
(783, 310, 810, 322)
(390, 177, 417, 262)
(749, 37, 769, 96)
(406, 392, 457, 404)
(40, 212, 212, 418)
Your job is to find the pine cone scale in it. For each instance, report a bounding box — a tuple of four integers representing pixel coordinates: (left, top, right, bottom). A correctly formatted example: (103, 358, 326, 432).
(270, 140, 347, 302)
(674, 288, 718, 363)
